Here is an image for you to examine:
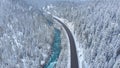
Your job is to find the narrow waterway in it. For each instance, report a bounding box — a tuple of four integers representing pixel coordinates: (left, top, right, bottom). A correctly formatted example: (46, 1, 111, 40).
(44, 28, 61, 68)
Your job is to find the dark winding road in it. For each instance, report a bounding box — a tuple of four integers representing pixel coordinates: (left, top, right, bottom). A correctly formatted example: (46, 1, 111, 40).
(54, 17, 79, 68)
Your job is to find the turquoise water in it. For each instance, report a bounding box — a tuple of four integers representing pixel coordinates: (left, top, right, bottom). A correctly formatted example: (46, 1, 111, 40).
(44, 28, 61, 68)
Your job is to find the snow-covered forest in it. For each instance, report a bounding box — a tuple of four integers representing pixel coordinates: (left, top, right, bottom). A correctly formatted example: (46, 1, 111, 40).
(45, 0, 120, 68)
(0, 0, 120, 68)
(0, 0, 70, 68)
(0, 0, 55, 68)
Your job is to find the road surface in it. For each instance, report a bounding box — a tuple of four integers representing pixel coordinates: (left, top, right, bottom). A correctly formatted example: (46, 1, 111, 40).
(54, 17, 79, 68)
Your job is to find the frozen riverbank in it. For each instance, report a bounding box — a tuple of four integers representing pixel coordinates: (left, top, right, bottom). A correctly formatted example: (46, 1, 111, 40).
(44, 28, 61, 68)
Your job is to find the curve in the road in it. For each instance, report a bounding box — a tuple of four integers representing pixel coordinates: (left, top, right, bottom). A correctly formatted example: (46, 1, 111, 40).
(54, 18, 79, 68)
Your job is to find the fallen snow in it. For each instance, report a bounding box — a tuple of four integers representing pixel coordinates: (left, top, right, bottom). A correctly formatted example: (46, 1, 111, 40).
(41, 61, 45, 65)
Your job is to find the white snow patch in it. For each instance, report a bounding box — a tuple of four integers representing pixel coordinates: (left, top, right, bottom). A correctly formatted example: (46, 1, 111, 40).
(47, 4, 54, 10)
(46, 11, 51, 14)
(21, 59, 27, 68)
(42, 53, 48, 59)
(29, 6, 32, 11)
(41, 60, 45, 65)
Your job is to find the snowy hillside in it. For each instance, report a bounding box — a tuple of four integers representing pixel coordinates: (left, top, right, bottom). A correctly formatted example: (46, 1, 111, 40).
(0, 0, 54, 68)
(45, 0, 120, 68)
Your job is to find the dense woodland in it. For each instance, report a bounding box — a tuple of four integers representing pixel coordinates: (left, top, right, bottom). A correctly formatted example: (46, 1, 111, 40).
(45, 0, 120, 68)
